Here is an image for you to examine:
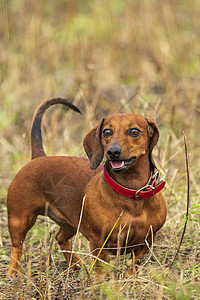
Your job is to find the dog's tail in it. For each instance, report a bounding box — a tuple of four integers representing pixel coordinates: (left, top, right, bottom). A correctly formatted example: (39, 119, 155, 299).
(31, 97, 81, 160)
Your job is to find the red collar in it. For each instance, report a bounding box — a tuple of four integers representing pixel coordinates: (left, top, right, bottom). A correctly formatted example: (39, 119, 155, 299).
(103, 165, 166, 200)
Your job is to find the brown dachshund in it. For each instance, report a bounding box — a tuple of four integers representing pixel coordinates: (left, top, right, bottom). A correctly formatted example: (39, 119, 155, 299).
(7, 99, 166, 277)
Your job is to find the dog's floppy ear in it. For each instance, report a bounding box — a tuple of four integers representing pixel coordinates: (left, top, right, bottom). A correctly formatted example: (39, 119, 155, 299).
(83, 118, 105, 170)
(146, 118, 159, 169)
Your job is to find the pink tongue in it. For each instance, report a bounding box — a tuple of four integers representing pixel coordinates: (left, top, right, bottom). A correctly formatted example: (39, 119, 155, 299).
(110, 161, 124, 169)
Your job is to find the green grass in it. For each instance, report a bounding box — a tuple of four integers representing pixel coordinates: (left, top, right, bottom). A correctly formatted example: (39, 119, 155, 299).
(0, 0, 200, 299)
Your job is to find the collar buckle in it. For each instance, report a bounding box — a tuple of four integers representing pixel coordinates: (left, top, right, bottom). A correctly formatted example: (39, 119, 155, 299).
(135, 184, 155, 200)
(152, 170, 159, 179)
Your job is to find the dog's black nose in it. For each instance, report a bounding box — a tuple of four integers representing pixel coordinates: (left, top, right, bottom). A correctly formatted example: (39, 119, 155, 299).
(107, 146, 121, 159)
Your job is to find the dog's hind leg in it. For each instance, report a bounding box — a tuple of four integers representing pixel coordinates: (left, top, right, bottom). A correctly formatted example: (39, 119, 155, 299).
(7, 211, 38, 277)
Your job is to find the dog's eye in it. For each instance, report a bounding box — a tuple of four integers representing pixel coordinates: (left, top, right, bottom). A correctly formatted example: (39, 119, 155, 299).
(128, 128, 141, 137)
(103, 128, 113, 138)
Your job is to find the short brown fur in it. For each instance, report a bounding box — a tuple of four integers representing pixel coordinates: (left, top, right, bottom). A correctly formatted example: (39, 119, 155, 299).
(7, 100, 166, 276)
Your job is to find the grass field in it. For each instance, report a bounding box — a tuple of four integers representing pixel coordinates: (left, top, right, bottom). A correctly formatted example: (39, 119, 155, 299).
(0, 0, 200, 299)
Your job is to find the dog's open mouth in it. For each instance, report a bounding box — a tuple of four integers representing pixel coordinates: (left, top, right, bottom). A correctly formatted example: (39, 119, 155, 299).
(109, 156, 137, 172)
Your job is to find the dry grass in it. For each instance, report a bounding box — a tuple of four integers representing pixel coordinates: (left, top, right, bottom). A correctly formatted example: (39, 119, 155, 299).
(0, 0, 200, 299)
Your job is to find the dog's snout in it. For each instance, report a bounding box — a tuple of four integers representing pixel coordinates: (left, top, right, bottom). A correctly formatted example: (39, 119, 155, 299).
(107, 145, 121, 159)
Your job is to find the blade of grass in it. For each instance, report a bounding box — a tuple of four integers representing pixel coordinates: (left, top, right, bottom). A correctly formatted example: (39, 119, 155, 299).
(122, 223, 131, 269)
(170, 133, 190, 268)
(89, 211, 123, 274)
(44, 233, 53, 300)
(39, 239, 43, 299)
(28, 243, 32, 299)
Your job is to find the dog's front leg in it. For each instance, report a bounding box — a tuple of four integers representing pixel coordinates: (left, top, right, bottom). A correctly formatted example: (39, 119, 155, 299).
(89, 234, 110, 274)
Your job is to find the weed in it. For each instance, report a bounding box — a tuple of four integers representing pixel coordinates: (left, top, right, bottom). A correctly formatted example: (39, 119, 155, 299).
(0, 0, 200, 299)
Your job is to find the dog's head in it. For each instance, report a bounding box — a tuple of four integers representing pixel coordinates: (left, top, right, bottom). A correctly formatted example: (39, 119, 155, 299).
(83, 114, 159, 172)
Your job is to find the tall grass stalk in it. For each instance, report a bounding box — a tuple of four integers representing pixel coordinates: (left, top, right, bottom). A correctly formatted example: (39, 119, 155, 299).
(89, 211, 123, 274)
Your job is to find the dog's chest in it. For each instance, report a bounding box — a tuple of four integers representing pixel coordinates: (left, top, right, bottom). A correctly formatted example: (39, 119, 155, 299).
(105, 212, 150, 254)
